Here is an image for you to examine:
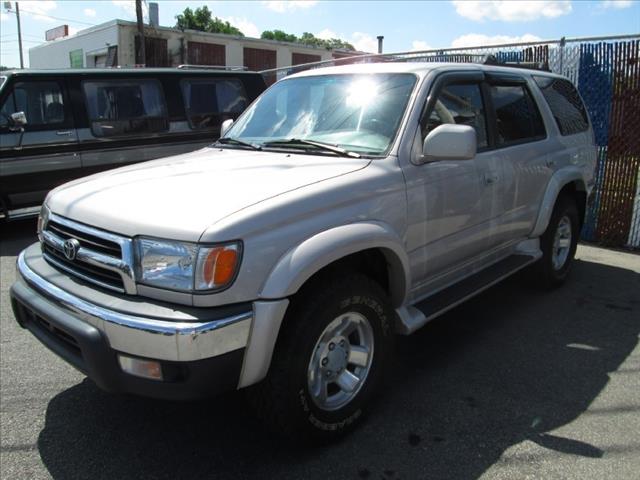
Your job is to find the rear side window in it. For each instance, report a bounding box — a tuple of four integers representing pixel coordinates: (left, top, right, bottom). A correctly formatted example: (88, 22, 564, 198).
(83, 79, 168, 137)
(491, 85, 545, 145)
(1, 81, 66, 127)
(534, 76, 589, 135)
(424, 83, 489, 149)
(180, 78, 248, 130)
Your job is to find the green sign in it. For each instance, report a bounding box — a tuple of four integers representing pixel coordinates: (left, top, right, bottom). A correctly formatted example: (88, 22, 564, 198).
(69, 49, 83, 68)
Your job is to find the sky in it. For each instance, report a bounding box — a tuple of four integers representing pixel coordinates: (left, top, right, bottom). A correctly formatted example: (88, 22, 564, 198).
(1, 0, 639, 68)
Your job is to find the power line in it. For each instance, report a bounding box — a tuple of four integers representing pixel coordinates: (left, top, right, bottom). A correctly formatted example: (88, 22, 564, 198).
(4, 7, 97, 27)
(1, 33, 44, 40)
(1, 39, 43, 44)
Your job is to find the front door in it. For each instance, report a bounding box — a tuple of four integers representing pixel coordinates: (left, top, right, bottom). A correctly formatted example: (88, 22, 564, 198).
(404, 74, 504, 298)
(0, 78, 80, 213)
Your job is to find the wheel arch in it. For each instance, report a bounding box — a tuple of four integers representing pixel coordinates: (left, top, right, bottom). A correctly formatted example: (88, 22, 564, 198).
(531, 168, 588, 238)
(259, 221, 410, 308)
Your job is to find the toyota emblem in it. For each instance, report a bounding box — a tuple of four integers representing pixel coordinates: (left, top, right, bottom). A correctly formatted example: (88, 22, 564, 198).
(63, 238, 80, 261)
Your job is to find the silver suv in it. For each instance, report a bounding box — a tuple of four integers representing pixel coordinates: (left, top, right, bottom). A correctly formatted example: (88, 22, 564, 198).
(10, 62, 595, 441)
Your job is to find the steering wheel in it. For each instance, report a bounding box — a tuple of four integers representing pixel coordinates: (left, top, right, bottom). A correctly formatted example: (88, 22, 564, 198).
(361, 117, 395, 137)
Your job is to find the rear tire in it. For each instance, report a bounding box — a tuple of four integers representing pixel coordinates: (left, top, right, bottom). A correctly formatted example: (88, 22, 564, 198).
(529, 194, 579, 289)
(247, 273, 395, 442)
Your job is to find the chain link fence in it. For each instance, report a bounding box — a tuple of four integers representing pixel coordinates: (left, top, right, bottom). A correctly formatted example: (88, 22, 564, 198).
(261, 34, 640, 249)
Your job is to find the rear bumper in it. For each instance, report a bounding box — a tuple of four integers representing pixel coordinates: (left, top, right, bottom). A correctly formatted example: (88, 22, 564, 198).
(11, 250, 252, 400)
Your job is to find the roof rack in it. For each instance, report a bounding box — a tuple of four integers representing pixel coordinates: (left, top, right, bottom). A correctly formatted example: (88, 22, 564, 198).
(177, 64, 248, 71)
(481, 54, 550, 72)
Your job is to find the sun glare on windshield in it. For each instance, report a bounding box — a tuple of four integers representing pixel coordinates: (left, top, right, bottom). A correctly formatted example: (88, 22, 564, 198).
(345, 79, 379, 108)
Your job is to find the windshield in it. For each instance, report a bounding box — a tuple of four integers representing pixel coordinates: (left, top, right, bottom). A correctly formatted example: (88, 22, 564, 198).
(225, 73, 417, 156)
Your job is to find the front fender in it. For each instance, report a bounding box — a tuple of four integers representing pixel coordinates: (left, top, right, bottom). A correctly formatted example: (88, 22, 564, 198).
(259, 221, 410, 307)
(530, 166, 588, 238)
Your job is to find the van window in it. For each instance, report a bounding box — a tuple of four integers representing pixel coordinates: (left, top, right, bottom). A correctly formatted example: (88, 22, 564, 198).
(180, 78, 248, 130)
(425, 83, 488, 149)
(534, 76, 589, 135)
(83, 79, 168, 137)
(1, 81, 66, 127)
(491, 85, 545, 145)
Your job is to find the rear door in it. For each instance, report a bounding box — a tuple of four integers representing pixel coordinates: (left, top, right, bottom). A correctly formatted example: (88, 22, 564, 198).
(486, 73, 549, 241)
(0, 77, 80, 213)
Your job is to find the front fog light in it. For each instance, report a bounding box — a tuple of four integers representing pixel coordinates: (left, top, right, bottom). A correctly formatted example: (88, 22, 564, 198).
(118, 354, 163, 381)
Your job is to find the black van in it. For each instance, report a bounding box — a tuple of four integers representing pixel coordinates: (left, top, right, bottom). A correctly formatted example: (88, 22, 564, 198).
(0, 68, 266, 219)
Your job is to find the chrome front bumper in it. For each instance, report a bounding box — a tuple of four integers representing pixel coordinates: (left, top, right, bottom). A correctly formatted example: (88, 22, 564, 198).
(14, 251, 252, 362)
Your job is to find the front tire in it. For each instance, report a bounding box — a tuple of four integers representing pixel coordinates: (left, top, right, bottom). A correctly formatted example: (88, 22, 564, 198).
(530, 194, 579, 288)
(247, 273, 395, 442)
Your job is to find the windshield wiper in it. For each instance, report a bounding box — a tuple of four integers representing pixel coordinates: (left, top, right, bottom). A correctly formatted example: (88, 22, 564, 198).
(216, 137, 262, 150)
(262, 138, 361, 158)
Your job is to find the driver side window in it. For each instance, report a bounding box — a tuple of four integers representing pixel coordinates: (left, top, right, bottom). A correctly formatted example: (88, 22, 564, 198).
(1, 81, 66, 128)
(423, 83, 488, 149)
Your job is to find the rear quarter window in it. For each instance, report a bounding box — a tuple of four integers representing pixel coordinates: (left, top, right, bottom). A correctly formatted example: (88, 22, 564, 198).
(534, 76, 589, 136)
(82, 79, 169, 138)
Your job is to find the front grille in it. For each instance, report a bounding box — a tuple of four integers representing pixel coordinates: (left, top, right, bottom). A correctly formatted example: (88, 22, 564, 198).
(48, 219, 121, 257)
(41, 214, 134, 294)
(43, 244, 124, 290)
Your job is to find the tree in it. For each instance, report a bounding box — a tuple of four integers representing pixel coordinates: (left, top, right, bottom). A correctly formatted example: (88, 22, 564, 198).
(175, 6, 244, 36)
(261, 30, 298, 43)
(261, 30, 355, 51)
(300, 32, 354, 50)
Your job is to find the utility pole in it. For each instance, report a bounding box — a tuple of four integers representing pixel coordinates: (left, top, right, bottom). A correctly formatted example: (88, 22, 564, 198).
(135, 0, 146, 66)
(4, 1, 24, 68)
(16, 2, 23, 68)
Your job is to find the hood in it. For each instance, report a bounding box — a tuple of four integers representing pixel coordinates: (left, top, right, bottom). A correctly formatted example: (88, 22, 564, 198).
(48, 147, 370, 240)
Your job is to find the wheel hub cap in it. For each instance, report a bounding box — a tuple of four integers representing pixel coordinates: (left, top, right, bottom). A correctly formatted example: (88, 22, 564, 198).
(552, 215, 572, 270)
(307, 312, 374, 411)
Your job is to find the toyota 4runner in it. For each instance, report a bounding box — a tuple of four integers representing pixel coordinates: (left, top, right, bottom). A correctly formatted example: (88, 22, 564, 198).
(10, 62, 595, 441)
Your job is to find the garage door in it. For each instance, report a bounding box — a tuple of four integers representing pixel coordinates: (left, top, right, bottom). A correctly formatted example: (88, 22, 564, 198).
(243, 47, 277, 84)
(188, 42, 226, 66)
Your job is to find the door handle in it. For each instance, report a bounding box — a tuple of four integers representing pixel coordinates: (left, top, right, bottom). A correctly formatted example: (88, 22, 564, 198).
(546, 158, 557, 167)
(484, 173, 499, 185)
(56, 130, 73, 136)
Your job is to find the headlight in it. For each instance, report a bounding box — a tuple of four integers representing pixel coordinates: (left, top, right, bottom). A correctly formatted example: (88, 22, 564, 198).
(37, 204, 50, 243)
(135, 238, 241, 292)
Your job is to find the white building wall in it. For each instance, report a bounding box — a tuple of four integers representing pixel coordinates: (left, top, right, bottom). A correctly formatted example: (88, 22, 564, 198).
(29, 23, 119, 69)
(29, 20, 335, 70)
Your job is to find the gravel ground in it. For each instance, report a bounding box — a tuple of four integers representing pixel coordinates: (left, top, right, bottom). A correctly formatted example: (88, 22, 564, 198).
(1, 219, 639, 480)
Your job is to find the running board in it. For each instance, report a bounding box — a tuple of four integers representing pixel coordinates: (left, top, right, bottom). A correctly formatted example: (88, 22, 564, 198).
(2, 206, 41, 221)
(396, 254, 539, 335)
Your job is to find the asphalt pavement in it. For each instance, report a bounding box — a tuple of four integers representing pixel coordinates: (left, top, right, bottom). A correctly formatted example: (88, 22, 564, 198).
(1, 219, 639, 480)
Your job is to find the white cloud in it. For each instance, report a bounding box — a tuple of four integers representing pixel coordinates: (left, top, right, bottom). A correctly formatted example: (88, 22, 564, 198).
(451, 33, 542, 48)
(601, 0, 633, 8)
(262, 1, 318, 13)
(83, 8, 97, 18)
(68, 26, 80, 36)
(452, 0, 571, 22)
(351, 32, 378, 53)
(223, 16, 260, 38)
(316, 28, 338, 40)
(13, 1, 58, 23)
(112, 0, 147, 21)
(411, 40, 433, 51)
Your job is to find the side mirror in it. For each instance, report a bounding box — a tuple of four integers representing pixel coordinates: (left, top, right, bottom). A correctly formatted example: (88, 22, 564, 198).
(220, 118, 234, 138)
(9, 111, 27, 130)
(419, 124, 477, 164)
